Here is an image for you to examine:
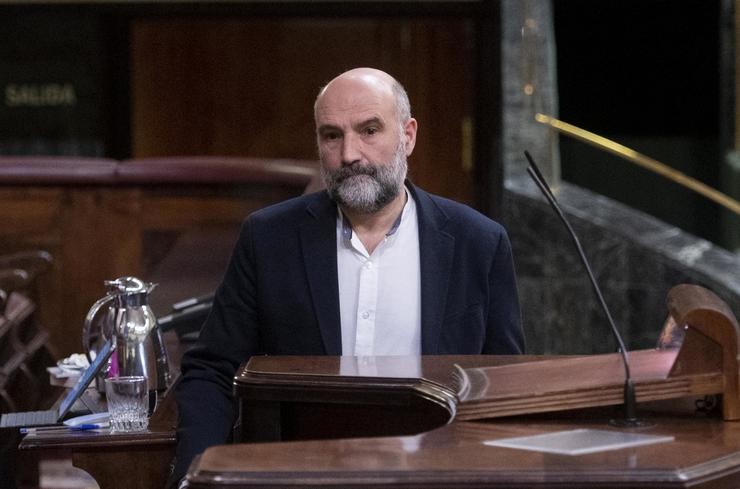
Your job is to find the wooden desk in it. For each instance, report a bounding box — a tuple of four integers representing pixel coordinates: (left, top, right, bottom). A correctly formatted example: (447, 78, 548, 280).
(18, 377, 178, 489)
(233, 355, 545, 443)
(19, 284, 740, 488)
(19, 425, 175, 489)
(184, 285, 740, 488)
(189, 413, 740, 488)
(18, 332, 184, 489)
(185, 353, 740, 489)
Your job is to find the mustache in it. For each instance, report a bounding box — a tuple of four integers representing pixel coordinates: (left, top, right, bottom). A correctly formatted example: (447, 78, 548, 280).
(330, 164, 378, 182)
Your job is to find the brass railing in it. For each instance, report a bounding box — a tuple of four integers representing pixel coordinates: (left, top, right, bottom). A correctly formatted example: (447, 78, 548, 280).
(535, 113, 740, 217)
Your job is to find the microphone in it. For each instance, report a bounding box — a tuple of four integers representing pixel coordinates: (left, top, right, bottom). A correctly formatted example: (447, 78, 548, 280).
(524, 150, 648, 427)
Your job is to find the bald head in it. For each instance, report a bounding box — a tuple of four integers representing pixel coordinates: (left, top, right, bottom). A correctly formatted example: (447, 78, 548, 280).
(314, 68, 411, 125)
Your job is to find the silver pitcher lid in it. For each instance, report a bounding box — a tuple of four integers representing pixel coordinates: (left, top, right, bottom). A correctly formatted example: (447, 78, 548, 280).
(104, 276, 157, 306)
(104, 276, 156, 295)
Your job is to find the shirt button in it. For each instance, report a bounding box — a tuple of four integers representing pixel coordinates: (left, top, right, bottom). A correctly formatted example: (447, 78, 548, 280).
(365, 261, 373, 269)
(361, 311, 370, 319)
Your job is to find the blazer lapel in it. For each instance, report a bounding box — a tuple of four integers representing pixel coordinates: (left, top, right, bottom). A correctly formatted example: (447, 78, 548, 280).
(300, 196, 342, 355)
(411, 185, 455, 355)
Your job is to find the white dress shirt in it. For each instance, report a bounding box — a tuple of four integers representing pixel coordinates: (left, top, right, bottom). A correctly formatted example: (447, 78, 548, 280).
(335, 188, 421, 356)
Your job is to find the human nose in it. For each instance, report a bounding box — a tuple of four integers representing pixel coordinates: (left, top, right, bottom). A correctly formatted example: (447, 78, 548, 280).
(341, 133, 361, 165)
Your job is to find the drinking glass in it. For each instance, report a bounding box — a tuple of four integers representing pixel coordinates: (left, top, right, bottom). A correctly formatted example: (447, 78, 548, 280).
(105, 376, 148, 432)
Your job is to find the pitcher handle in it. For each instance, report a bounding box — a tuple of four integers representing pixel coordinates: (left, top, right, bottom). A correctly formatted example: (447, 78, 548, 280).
(82, 294, 114, 363)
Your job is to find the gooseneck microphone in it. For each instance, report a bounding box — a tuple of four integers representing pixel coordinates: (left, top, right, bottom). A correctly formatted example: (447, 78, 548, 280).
(524, 150, 647, 427)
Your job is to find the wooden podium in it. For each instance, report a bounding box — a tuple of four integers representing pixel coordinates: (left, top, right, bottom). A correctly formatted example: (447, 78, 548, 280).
(185, 284, 740, 488)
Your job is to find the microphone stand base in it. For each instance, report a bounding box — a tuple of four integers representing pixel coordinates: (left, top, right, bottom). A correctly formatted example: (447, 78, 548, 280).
(608, 417, 655, 428)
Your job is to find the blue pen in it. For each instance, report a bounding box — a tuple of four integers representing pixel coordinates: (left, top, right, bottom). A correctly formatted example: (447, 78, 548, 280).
(69, 423, 104, 431)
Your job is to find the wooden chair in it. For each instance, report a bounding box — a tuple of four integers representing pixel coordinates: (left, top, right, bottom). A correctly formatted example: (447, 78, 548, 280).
(0, 250, 52, 280)
(0, 252, 58, 412)
(0, 290, 42, 412)
(0, 252, 57, 360)
(0, 250, 52, 310)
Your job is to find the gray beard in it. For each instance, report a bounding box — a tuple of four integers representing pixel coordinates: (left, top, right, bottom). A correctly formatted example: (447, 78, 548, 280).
(321, 144, 407, 214)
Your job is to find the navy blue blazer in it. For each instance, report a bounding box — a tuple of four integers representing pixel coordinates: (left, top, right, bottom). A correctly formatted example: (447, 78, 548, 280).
(172, 184, 524, 483)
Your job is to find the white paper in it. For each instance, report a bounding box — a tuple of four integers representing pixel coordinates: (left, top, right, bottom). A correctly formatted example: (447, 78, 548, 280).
(484, 429, 674, 456)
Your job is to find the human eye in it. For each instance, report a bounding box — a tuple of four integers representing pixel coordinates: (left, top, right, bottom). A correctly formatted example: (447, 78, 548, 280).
(363, 126, 379, 136)
(321, 130, 341, 142)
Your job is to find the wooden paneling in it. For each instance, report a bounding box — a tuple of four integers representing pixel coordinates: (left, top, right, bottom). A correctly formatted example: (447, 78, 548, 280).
(0, 189, 62, 238)
(131, 18, 475, 204)
(0, 181, 309, 357)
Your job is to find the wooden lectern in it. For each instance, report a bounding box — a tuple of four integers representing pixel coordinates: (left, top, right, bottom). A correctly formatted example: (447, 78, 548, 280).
(185, 284, 740, 488)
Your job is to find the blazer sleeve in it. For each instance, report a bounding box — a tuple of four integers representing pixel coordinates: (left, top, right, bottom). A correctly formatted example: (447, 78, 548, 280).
(483, 228, 525, 354)
(170, 218, 262, 484)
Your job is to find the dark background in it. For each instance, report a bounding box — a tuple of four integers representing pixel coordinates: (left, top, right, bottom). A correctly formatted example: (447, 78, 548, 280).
(554, 0, 726, 247)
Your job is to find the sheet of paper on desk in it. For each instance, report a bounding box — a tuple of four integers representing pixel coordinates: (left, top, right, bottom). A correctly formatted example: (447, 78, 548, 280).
(484, 429, 674, 456)
(64, 412, 110, 427)
(49, 353, 89, 379)
(47, 366, 80, 379)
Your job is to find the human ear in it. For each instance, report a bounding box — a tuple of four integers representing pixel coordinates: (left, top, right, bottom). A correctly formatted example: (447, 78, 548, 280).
(403, 118, 418, 156)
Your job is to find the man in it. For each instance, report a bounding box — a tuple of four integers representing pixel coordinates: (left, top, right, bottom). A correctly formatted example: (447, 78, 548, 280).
(170, 67, 524, 484)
